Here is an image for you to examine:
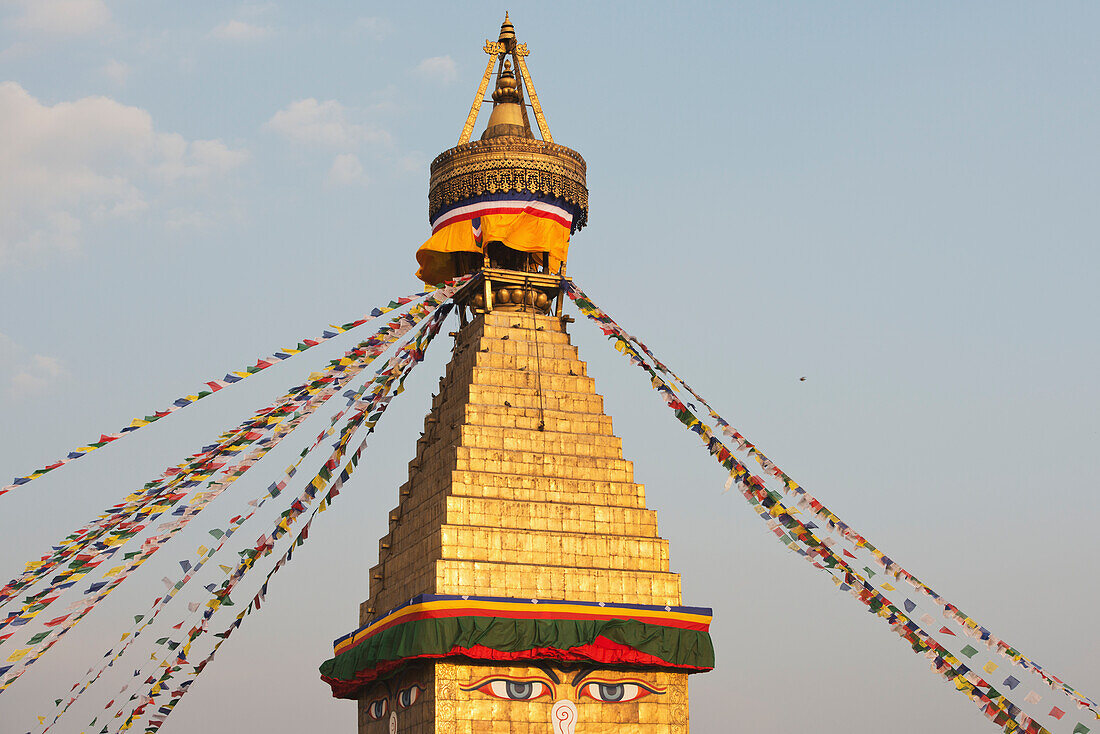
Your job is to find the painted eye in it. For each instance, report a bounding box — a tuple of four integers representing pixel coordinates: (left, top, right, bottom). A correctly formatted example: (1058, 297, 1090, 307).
(475, 679, 551, 700)
(579, 681, 655, 702)
(397, 684, 423, 709)
(366, 698, 388, 720)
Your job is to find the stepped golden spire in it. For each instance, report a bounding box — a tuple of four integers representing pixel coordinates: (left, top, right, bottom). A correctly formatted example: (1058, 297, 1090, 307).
(321, 17, 713, 734)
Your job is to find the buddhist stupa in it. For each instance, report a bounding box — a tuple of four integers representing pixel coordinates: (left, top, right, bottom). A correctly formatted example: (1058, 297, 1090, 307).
(320, 16, 714, 733)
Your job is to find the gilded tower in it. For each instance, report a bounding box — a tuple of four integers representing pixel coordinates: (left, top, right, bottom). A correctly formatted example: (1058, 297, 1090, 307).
(320, 17, 714, 733)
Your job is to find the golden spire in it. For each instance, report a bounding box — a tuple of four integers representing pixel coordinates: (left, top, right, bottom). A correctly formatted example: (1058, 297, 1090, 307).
(458, 13, 553, 144)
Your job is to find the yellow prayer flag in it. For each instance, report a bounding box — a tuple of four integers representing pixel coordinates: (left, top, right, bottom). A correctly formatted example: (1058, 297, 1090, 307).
(983, 661, 999, 673)
(7, 648, 30, 662)
(881, 582, 895, 591)
(104, 566, 124, 577)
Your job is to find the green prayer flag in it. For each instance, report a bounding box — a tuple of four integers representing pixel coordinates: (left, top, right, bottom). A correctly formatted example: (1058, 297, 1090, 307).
(1074, 725, 1090, 734)
(960, 645, 978, 658)
(134, 615, 144, 623)
(28, 631, 49, 644)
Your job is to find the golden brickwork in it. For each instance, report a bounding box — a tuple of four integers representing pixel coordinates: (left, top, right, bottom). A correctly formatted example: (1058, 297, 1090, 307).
(356, 311, 691, 732)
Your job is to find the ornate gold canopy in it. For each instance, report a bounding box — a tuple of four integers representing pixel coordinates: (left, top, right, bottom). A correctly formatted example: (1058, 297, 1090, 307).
(426, 14, 589, 231)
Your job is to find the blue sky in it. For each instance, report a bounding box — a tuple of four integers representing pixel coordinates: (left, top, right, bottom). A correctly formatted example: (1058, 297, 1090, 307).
(1, 2, 1098, 732)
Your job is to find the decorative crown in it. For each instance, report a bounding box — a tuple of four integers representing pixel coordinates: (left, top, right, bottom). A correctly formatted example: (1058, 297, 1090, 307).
(427, 14, 588, 232)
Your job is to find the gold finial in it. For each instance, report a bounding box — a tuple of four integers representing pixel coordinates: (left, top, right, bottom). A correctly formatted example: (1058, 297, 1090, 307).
(498, 12, 515, 48)
(457, 14, 555, 144)
(481, 58, 529, 139)
(492, 60, 519, 103)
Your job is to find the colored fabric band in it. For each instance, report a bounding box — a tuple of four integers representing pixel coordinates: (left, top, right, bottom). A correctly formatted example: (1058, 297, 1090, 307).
(416, 192, 576, 285)
(319, 595, 714, 698)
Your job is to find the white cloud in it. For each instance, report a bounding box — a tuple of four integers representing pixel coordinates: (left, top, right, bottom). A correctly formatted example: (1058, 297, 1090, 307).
(100, 59, 130, 85)
(264, 98, 390, 148)
(164, 208, 211, 231)
(0, 334, 66, 398)
(154, 136, 250, 182)
(11, 354, 66, 397)
(351, 16, 393, 41)
(209, 19, 274, 41)
(414, 55, 458, 84)
(326, 153, 368, 187)
(6, 0, 110, 35)
(0, 82, 248, 268)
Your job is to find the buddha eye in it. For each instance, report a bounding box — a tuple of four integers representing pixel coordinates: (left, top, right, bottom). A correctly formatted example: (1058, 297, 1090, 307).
(579, 681, 657, 703)
(467, 678, 551, 701)
(397, 684, 423, 709)
(366, 698, 388, 720)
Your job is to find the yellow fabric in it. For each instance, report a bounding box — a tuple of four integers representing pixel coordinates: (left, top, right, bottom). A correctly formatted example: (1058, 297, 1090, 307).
(415, 212, 571, 285)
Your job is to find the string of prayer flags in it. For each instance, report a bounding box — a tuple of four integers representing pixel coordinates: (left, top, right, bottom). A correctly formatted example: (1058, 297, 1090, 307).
(566, 281, 1097, 734)
(34, 388, 353, 732)
(2, 356, 355, 611)
(32, 288, 461, 733)
(0, 285, 447, 497)
(1, 280, 470, 700)
(104, 304, 454, 734)
(582, 281, 1098, 722)
(2, 322, 380, 634)
(614, 314, 1099, 724)
(0, 396, 328, 695)
(0, 282, 467, 620)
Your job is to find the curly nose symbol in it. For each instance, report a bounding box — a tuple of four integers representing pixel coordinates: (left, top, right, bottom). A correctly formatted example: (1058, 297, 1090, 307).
(551, 699, 577, 734)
